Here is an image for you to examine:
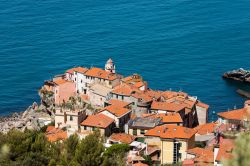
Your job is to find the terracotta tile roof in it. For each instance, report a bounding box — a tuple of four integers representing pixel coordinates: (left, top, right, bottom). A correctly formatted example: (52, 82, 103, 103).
(142, 113, 183, 123)
(122, 74, 143, 83)
(197, 101, 209, 110)
(101, 105, 131, 117)
(108, 99, 132, 108)
(195, 122, 217, 135)
(111, 84, 139, 96)
(84, 67, 118, 81)
(182, 159, 195, 166)
(53, 78, 68, 85)
(187, 147, 214, 164)
(215, 139, 235, 162)
(161, 91, 188, 99)
(147, 145, 160, 155)
(145, 125, 196, 139)
(145, 89, 162, 100)
(109, 133, 135, 144)
(46, 128, 67, 142)
(217, 108, 248, 121)
(151, 101, 186, 112)
(80, 95, 89, 101)
(81, 114, 114, 128)
(66, 67, 88, 74)
(131, 92, 152, 103)
(134, 81, 145, 88)
(46, 126, 55, 133)
(132, 162, 148, 166)
(130, 114, 137, 120)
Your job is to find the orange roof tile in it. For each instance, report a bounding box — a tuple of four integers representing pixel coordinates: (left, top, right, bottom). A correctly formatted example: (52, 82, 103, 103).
(151, 101, 186, 112)
(81, 114, 114, 128)
(133, 162, 148, 166)
(46, 126, 55, 133)
(217, 108, 248, 121)
(80, 95, 89, 101)
(132, 92, 152, 103)
(109, 133, 135, 144)
(143, 113, 183, 123)
(182, 159, 195, 166)
(101, 105, 131, 117)
(53, 78, 68, 85)
(46, 128, 67, 142)
(188, 147, 214, 163)
(215, 139, 235, 162)
(108, 99, 132, 108)
(195, 123, 216, 135)
(134, 81, 145, 88)
(145, 89, 162, 99)
(84, 67, 118, 81)
(66, 67, 88, 74)
(122, 74, 143, 83)
(111, 84, 138, 96)
(145, 125, 196, 139)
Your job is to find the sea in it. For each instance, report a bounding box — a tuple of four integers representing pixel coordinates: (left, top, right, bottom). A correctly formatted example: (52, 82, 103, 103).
(0, 0, 250, 121)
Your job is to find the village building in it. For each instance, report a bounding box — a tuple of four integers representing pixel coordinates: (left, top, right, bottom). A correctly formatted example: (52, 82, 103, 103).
(144, 125, 196, 165)
(99, 105, 131, 131)
(45, 126, 67, 142)
(43, 76, 76, 105)
(217, 100, 250, 129)
(54, 107, 86, 131)
(142, 113, 183, 126)
(89, 83, 113, 107)
(127, 116, 162, 136)
(196, 101, 210, 125)
(185, 147, 214, 165)
(106, 133, 135, 145)
(80, 113, 115, 137)
(105, 98, 133, 108)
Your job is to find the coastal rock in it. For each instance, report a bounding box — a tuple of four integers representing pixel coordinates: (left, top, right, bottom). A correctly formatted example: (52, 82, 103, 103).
(223, 68, 250, 83)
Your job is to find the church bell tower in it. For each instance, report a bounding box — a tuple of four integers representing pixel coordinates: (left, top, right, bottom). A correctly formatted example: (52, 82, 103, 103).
(105, 58, 116, 74)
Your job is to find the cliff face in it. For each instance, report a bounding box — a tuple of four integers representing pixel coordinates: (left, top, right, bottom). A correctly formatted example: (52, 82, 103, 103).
(223, 68, 250, 83)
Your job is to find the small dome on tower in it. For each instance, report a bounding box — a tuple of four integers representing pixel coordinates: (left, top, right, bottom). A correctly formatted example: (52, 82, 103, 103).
(107, 58, 113, 64)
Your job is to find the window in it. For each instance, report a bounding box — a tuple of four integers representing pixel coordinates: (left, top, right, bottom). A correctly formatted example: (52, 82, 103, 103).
(81, 80, 83, 83)
(75, 78, 76, 81)
(70, 116, 73, 121)
(140, 129, 145, 135)
(84, 126, 87, 130)
(121, 96, 124, 100)
(92, 127, 96, 131)
(133, 129, 137, 136)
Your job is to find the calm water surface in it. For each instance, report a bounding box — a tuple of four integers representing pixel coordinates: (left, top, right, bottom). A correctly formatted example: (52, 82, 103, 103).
(1, 0, 250, 120)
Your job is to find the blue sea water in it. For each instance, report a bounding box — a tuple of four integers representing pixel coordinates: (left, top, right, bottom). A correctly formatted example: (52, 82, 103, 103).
(0, 0, 250, 120)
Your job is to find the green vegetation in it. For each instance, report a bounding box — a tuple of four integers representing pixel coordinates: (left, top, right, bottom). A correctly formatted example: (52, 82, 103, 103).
(224, 132, 250, 166)
(0, 129, 129, 166)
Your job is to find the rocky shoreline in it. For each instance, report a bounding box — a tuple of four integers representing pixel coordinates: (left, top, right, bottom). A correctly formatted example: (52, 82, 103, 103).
(223, 68, 250, 83)
(0, 102, 52, 133)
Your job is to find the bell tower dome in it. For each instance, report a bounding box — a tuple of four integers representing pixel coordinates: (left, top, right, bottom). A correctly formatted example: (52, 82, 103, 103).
(105, 58, 116, 73)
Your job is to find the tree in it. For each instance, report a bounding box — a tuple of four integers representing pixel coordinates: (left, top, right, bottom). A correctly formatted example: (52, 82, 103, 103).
(103, 144, 130, 166)
(74, 130, 104, 166)
(224, 133, 250, 166)
(62, 134, 79, 164)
